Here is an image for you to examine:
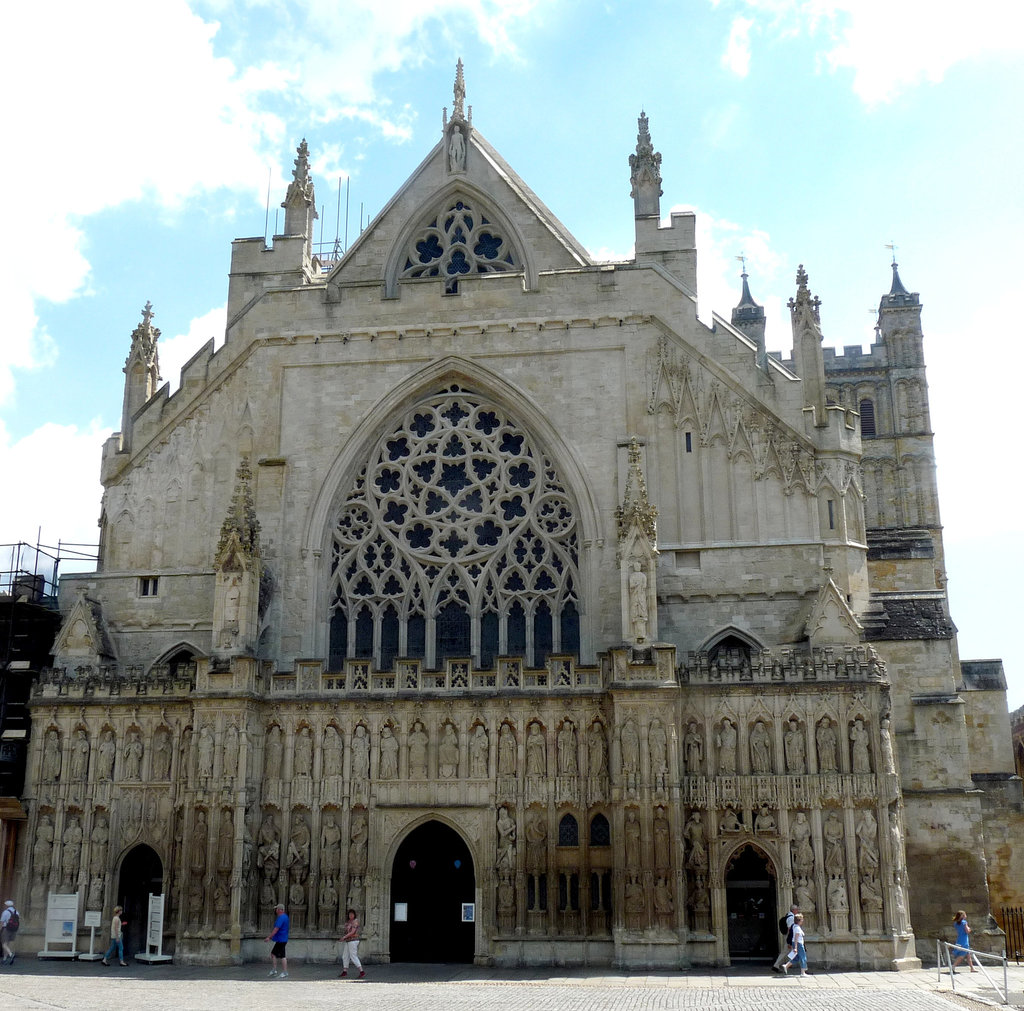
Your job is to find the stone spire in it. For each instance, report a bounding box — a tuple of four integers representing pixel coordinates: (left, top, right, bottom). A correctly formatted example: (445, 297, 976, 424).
(444, 60, 472, 173)
(879, 260, 919, 311)
(119, 302, 162, 451)
(788, 266, 828, 425)
(453, 58, 466, 121)
(216, 456, 261, 563)
(731, 268, 767, 367)
(629, 111, 662, 218)
(281, 138, 317, 239)
(616, 437, 658, 553)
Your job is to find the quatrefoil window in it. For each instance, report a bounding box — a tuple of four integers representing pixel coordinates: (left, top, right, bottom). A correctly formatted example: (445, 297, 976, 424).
(401, 199, 520, 290)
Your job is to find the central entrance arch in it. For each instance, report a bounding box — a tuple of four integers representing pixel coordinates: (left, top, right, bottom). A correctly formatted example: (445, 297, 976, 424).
(389, 820, 475, 963)
(117, 844, 163, 959)
(725, 845, 777, 962)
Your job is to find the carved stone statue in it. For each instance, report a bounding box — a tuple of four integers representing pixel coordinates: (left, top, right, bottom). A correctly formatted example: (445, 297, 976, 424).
(294, 726, 313, 777)
(61, 816, 83, 886)
(322, 725, 342, 778)
(197, 725, 215, 778)
(649, 720, 668, 785)
(89, 814, 109, 875)
(795, 876, 816, 913)
(749, 719, 772, 774)
(70, 729, 90, 782)
(855, 808, 879, 875)
(448, 124, 466, 172)
(683, 811, 707, 870)
(98, 729, 116, 781)
(624, 809, 641, 868)
(526, 723, 546, 779)
(257, 813, 280, 882)
(850, 718, 871, 773)
(755, 804, 776, 833)
(438, 723, 459, 779)
(823, 810, 846, 877)
(790, 811, 814, 876)
(264, 726, 283, 780)
(286, 815, 311, 882)
(720, 807, 742, 833)
(223, 722, 239, 780)
(683, 721, 703, 774)
(34, 814, 54, 878)
(349, 810, 368, 875)
(716, 719, 737, 774)
(880, 718, 896, 774)
(816, 716, 838, 772)
(653, 807, 670, 870)
(408, 721, 428, 778)
(620, 719, 639, 781)
(123, 729, 144, 781)
(784, 718, 805, 774)
(525, 809, 547, 872)
(351, 725, 370, 782)
(628, 561, 649, 642)
(42, 729, 61, 783)
(653, 877, 674, 916)
(379, 726, 399, 779)
(827, 874, 849, 912)
(192, 809, 209, 874)
(469, 724, 488, 779)
(218, 811, 234, 871)
(588, 722, 607, 777)
(496, 806, 516, 870)
(152, 727, 172, 780)
(320, 811, 342, 878)
(859, 871, 883, 912)
(88, 873, 104, 909)
(498, 723, 516, 776)
(557, 720, 578, 776)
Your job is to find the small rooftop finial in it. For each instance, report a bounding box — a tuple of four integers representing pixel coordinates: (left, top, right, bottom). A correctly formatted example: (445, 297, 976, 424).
(141, 301, 155, 329)
(885, 240, 898, 265)
(629, 110, 662, 217)
(788, 265, 822, 324)
(453, 59, 466, 121)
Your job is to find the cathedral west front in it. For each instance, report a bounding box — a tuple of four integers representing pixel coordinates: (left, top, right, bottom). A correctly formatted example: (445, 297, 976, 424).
(19, 66, 1023, 968)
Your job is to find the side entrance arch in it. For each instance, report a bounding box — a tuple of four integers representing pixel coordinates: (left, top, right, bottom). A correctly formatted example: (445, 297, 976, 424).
(116, 844, 163, 959)
(724, 844, 777, 961)
(389, 820, 475, 963)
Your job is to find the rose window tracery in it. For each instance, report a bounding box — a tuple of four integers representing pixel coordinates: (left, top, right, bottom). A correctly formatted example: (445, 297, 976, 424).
(400, 199, 520, 292)
(329, 387, 580, 671)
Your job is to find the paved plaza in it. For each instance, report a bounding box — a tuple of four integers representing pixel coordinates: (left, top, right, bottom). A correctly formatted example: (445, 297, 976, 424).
(0, 959, 1021, 1011)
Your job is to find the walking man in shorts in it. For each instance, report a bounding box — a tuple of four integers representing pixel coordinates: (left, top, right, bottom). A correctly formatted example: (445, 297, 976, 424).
(265, 903, 290, 979)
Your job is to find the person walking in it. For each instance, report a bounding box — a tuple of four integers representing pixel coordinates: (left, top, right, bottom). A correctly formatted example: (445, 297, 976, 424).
(338, 908, 365, 979)
(0, 900, 19, 965)
(101, 905, 128, 966)
(265, 903, 290, 979)
(951, 910, 977, 972)
(772, 904, 798, 973)
(781, 912, 809, 976)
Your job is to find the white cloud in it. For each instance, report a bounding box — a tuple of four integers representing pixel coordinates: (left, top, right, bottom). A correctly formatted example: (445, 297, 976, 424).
(159, 307, 229, 394)
(719, 0, 1024, 104)
(0, 418, 107, 550)
(722, 16, 754, 77)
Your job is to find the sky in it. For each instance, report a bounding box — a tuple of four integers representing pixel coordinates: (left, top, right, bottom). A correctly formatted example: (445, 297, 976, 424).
(2, 0, 1022, 706)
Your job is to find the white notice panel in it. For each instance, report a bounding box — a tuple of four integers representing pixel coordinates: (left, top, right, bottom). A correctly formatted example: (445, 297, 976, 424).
(39, 892, 79, 958)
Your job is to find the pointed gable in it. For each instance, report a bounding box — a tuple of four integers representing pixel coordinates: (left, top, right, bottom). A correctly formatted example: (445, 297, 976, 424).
(804, 577, 864, 646)
(52, 587, 116, 666)
(327, 64, 591, 298)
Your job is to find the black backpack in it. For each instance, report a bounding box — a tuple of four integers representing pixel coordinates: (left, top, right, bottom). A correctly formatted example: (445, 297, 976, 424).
(6, 909, 18, 932)
(778, 914, 789, 935)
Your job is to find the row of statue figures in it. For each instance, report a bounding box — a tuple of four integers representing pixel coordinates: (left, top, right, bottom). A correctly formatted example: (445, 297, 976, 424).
(34, 710, 892, 802)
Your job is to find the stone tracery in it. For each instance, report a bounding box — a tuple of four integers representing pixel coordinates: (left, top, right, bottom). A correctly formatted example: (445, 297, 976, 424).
(329, 386, 581, 671)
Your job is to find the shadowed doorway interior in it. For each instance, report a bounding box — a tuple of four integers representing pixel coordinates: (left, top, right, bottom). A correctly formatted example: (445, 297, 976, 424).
(390, 820, 475, 963)
(725, 845, 776, 961)
(117, 844, 163, 959)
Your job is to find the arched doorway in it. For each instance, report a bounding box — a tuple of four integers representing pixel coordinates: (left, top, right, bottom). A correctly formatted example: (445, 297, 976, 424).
(725, 845, 776, 961)
(389, 820, 475, 963)
(117, 844, 163, 959)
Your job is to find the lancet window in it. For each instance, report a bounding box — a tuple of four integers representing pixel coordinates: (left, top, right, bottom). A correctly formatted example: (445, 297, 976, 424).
(328, 386, 580, 671)
(400, 198, 520, 293)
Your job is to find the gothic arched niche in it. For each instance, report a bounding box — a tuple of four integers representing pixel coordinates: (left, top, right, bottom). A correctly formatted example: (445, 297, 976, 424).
(328, 385, 581, 672)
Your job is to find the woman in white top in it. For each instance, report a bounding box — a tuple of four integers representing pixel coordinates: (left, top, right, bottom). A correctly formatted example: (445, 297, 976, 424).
(782, 912, 809, 976)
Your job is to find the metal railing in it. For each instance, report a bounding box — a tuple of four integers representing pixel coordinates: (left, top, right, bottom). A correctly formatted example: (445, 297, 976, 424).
(999, 906, 1024, 964)
(937, 938, 1009, 1004)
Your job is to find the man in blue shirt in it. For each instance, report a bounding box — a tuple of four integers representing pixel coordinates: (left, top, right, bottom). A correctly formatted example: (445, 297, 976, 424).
(265, 904, 290, 979)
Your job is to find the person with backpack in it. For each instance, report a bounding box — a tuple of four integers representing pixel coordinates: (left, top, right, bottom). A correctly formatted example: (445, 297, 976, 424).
(0, 900, 19, 965)
(772, 904, 798, 973)
(781, 912, 810, 976)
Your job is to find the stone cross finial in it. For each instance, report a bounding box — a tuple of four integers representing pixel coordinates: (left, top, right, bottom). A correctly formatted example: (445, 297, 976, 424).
(141, 301, 154, 328)
(629, 111, 662, 217)
(615, 436, 658, 547)
(788, 265, 822, 323)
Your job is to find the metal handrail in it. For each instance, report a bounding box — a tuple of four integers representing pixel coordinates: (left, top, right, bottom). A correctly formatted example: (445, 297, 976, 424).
(937, 938, 1009, 1004)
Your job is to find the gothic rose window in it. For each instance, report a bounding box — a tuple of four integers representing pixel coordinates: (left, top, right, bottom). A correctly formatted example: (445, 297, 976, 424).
(329, 386, 580, 671)
(400, 199, 520, 292)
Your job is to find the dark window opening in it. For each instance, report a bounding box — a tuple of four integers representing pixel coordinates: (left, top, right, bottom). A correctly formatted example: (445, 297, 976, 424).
(827, 499, 835, 530)
(859, 398, 876, 438)
(708, 634, 753, 667)
(590, 813, 610, 846)
(354, 607, 374, 658)
(329, 609, 348, 670)
(533, 601, 552, 668)
(507, 601, 526, 657)
(139, 576, 159, 597)
(435, 600, 470, 664)
(561, 602, 580, 657)
(480, 611, 498, 669)
(685, 432, 692, 453)
(558, 872, 579, 911)
(380, 605, 399, 671)
(407, 614, 426, 659)
(558, 814, 579, 847)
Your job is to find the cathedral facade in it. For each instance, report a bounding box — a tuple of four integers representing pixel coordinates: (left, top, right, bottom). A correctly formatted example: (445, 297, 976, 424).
(21, 68, 1022, 968)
